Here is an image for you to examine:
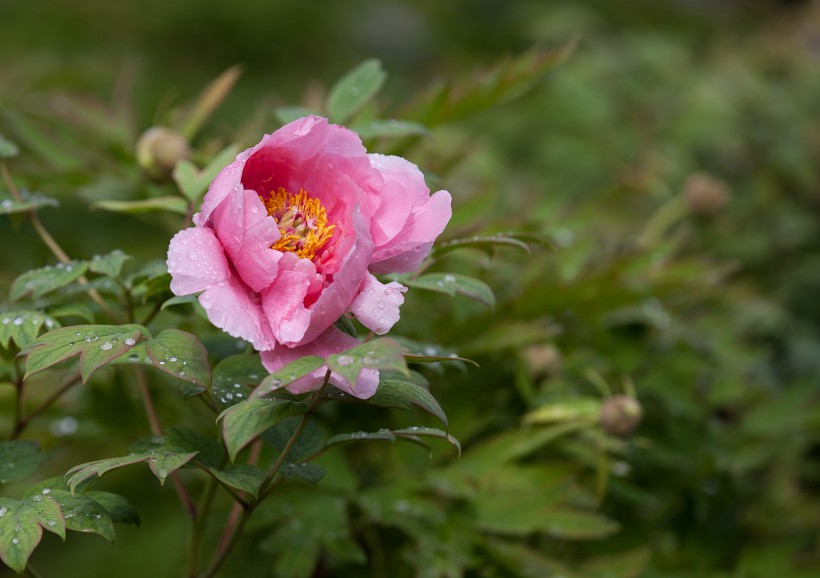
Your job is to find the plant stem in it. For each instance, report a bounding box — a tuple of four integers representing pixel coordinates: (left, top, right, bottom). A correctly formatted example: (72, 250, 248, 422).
(24, 563, 44, 578)
(187, 476, 217, 578)
(11, 371, 82, 440)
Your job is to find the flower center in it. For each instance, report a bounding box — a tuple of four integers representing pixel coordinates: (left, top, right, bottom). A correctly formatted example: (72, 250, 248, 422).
(262, 188, 335, 261)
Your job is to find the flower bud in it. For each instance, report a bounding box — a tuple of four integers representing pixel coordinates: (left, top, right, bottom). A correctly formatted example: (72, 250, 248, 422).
(682, 172, 729, 218)
(599, 395, 642, 436)
(136, 127, 191, 181)
(522, 344, 562, 380)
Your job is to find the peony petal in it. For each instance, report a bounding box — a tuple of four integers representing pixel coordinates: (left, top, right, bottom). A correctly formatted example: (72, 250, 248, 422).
(167, 227, 230, 295)
(194, 156, 246, 227)
(198, 276, 276, 351)
(349, 273, 406, 335)
(260, 327, 379, 399)
(211, 187, 282, 292)
(261, 253, 320, 345)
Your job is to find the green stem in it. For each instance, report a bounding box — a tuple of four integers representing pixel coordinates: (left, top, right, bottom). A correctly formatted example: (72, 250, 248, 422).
(24, 563, 44, 578)
(187, 476, 217, 578)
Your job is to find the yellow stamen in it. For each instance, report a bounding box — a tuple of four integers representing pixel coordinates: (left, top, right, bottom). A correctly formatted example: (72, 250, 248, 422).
(262, 188, 334, 262)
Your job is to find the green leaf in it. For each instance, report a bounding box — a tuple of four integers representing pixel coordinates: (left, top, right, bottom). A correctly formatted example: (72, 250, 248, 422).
(434, 233, 532, 256)
(0, 191, 58, 215)
(0, 134, 20, 158)
(400, 273, 495, 310)
(84, 492, 140, 527)
(274, 106, 319, 125)
(88, 250, 131, 278)
(278, 462, 326, 486)
(219, 399, 311, 461)
(0, 495, 65, 573)
(250, 356, 326, 400)
(392, 427, 461, 456)
(212, 354, 267, 410)
(46, 303, 95, 323)
(261, 416, 326, 463)
(22, 324, 145, 382)
(367, 379, 449, 428)
(327, 59, 387, 123)
(10, 261, 89, 301)
(326, 429, 397, 448)
(0, 310, 60, 350)
(326, 338, 409, 393)
(541, 510, 620, 540)
(173, 144, 239, 204)
(0, 441, 47, 484)
(164, 427, 223, 469)
(523, 398, 602, 425)
(91, 196, 188, 215)
(209, 464, 265, 498)
(349, 119, 429, 140)
(144, 328, 211, 388)
(48, 490, 115, 541)
(65, 447, 198, 491)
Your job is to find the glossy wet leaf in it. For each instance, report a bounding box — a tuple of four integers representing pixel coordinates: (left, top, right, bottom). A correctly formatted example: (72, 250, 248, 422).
(22, 324, 145, 382)
(326, 338, 409, 390)
(367, 379, 449, 428)
(250, 356, 325, 400)
(400, 273, 495, 310)
(164, 427, 223, 469)
(0, 191, 58, 215)
(327, 59, 386, 123)
(326, 429, 397, 448)
(88, 250, 131, 278)
(65, 447, 198, 491)
(84, 492, 140, 527)
(0, 310, 60, 350)
(0, 495, 65, 573)
(10, 261, 89, 301)
(0, 441, 47, 484)
(212, 353, 267, 410)
(91, 196, 188, 215)
(219, 399, 311, 461)
(210, 464, 265, 498)
(350, 119, 429, 140)
(392, 427, 461, 456)
(48, 490, 115, 541)
(145, 328, 211, 388)
(279, 462, 326, 486)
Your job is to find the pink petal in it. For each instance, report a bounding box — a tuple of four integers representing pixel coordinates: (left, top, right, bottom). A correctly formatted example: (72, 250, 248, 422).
(210, 187, 282, 292)
(349, 273, 406, 335)
(198, 276, 276, 351)
(369, 242, 434, 275)
(194, 157, 246, 227)
(167, 227, 230, 295)
(260, 327, 380, 399)
(261, 253, 320, 345)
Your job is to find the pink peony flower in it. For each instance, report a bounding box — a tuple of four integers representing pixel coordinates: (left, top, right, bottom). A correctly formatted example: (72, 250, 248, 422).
(167, 116, 451, 398)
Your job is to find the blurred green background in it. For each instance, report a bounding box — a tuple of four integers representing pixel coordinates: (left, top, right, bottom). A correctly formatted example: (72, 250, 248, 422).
(2, 0, 820, 577)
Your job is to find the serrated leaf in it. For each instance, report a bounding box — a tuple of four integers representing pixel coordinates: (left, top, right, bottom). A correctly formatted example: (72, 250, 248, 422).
(326, 338, 409, 390)
(88, 250, 131, 278)
(250, 356, 325, 400)
(401, 273, 495, 310)
(209, 464, 265, 498)
(0, 441, 47, 484)
(349, 119, 429, 140)
(0, 495, 65, 573)
(65, 447, 198, 491)
(84, 492, 140, 527)
(212, 354, 267, 410)
(0, 191, 58, 215)
(10, 261, 89, 301)
(173, 144, 239, 204)
(48, 490, 115, 541)
(0, 134, 19, 158)
(274, 106, 319, 125)
(434, 233, 532, 256)
(327, 59, 386, 123)
(22, 324, 144, 382)
(0, 310, 60, 350)
(219, 399, 311, 461)
(164, 427, 223, 469)
(91, 196, 188, 215)
(367, 379, 449, 428)
(145, 328, 211, 388)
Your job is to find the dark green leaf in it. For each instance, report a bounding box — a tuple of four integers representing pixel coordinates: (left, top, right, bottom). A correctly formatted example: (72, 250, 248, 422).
(368, 379, 449, 428)
(327, 59, 386, 123)
(145, 328, 211, 388)
(349, 119, 429, 140)
(10, 261, 89, 301)
(209, 464, 265, 498)
(212, 353, 266, 410)
(400, 273, 495, 310)
(279, 462, 325, 486)
(250, 356, 325, 400)
(326, 338, 409, 392)
(261, 416, 326, 463)
(84, 492, 140, 527)
(88, 250, 131, 278)
(22, 324, 145, 382)
(164, 427, 223, 469)
(326, 429, 397, 448)
(65, 447, 198, 491)
(0, 441, 47, 484)
(48, 489, 115, 541)
(0, 496, 65, 573)
(333, 315, 358, 338)
(219, 399, 311, 461)
(392, 427, 461, 456)
(434, 233, 532, 256)
(0, 192, 58, 215)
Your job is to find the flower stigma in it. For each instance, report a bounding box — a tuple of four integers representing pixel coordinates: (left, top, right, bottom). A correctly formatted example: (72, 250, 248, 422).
(262, 188, 335, 261)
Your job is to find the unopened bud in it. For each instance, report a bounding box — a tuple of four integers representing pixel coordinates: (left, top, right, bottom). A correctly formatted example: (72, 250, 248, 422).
(599, 395, 642, 436)
(682, 172, 729, 218)
(136, 127, 191, 181)
(522, 344, 562, 380)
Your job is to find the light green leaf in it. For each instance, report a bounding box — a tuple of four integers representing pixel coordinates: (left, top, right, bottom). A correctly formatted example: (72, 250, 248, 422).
(22, 324, 145, 382)
(400, 272, 495, 310)
(219, 399, 311, 461)
(327, 59, 386, 123)
(0, 310, 60, 350)
(367, 379, 449, 428)
(349, 119, 429, 140)
(144, 328, 211, 388)
(0, 441, 47, 484)
(173, 144, 239, 204)
(212, 354, 267, 410)
(209, 464, 265, 498)
(46, 303, 95, 323)
(0, 192, 58, 215)
(0, 134, 20, 158)
(0, 495, 65, 573)
(65, 447, 198, 491)
(523, 398, 602, 425)
(88, 250, 131, 278)
(250, 356, 325, 400)
(91, 196, 188, 215)
(326, 338, 409, 393)
(10, 261, 89, 301)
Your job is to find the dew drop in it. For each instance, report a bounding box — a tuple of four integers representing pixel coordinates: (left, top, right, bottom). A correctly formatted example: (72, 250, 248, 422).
(186, 250, 199, 261)
(124, 338, 136, 346)
(377, 301, 385, 309)
(13, 316, 23, 326)
(336, 355, 354, 367)
(0, 507, 7, 517)
(12, 538, 19, 544)
(169, 356, 178, 362)
(99, 342, 114, 351)
(47, 520, 56, 527)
